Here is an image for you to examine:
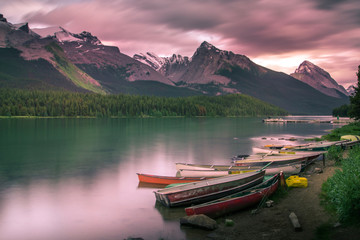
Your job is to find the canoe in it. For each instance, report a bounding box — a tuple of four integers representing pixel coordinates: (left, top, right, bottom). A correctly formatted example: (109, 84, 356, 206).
(176, 162, 273, 171)
(136, 173, 216, 185)
(233, 152, 322, 167)
(185, 173, 280, 218)
(260, 140, 351, 152)
(251, 148, 326, 162)
(177, 168, 255, 177)
(177, 163, 301, 177)
(251, 147, 322, 155)
(154, 170, 265, 207)
(175, 162, 257, 172)
(282, 140, 348, 151)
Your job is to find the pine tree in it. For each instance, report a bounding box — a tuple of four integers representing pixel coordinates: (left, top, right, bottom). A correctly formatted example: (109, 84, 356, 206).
(349, 65, 360, 120)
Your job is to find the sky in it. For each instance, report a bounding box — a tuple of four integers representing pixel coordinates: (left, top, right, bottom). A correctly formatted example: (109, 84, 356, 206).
(1, 0, 360, 88)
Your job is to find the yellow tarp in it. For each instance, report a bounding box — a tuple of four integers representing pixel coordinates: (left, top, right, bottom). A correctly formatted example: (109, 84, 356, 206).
(286, 175, 308, 188)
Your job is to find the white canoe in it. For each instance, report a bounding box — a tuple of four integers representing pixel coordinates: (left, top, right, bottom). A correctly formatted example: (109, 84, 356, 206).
(233, 152, 323, 167)
(177, 163, 301, 177)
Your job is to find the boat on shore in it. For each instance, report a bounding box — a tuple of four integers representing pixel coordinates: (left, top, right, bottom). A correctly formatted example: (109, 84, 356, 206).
(154, 170, 265, 207)
(136, 173, 216, 185)
(177, 168, 255, 177)
(251, 147, 324, 155)
(231, 152, 322, 168)
(262, 139, 355, 152)
(177, 163, 301, 177)
(185, 173, 280, 218)
(283, 140, 348, 151)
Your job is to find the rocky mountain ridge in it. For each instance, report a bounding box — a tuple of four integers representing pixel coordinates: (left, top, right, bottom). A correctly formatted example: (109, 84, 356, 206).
(347, 85, 355, 96)
(290, 60, 349, 98)
(0, 15, 183, 96)
(133, 41, 349, 114)
(0, 15, 350, 114)
(134, 52, 190, 82)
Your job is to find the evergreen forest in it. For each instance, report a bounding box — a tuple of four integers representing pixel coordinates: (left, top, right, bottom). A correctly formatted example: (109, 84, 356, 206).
(0, 89, 288, 118)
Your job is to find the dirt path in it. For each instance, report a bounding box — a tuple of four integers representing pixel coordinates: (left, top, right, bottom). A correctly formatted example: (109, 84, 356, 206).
(183, 159, 340, 240)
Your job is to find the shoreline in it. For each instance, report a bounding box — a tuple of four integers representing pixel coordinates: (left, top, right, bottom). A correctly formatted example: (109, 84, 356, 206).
(182, 158, 358, 240)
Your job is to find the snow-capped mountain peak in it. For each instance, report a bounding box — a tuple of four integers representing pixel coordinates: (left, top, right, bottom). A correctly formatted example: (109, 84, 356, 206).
(133, 52, 166, 71)
(53, 27, 102, 45)
(134, 52, 190, 72)
(54, 27, 79, 42)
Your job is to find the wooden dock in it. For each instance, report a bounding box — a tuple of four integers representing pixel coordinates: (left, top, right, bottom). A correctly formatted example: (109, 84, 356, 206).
(263, 118, 354, 124)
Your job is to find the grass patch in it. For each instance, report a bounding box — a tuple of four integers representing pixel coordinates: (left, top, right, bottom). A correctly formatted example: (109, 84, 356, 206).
(322, 122, 360, 141)
(45, 42, 106, 94)
(321, 146, 360, 222)
(325, 145, 344, 165)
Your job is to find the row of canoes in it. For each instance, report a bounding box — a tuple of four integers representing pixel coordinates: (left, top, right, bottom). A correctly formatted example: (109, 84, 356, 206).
(137, 151, 320, 185)
(139, 152, 323, 207)
(260, 138, 360, 151)
(137, 138, 359, 218)
(137, 151, 318, 185)
(175, 151, 323, 177)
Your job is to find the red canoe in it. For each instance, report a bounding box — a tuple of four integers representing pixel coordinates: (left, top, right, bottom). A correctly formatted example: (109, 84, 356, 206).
(184, 173, 280, 218)
(136, 173, 216, 185)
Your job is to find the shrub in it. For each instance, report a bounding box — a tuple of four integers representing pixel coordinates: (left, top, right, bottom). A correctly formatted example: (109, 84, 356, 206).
(321, 146, 360, 222)
(326, 145, 344, 164)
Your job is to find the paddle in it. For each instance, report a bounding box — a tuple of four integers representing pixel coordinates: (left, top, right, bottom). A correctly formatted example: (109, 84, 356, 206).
(258, 161, 274, 172)
(261, 150, 273, 159)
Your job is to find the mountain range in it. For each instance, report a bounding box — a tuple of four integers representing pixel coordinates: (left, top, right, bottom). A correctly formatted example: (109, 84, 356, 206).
(0, 14, 350, 114)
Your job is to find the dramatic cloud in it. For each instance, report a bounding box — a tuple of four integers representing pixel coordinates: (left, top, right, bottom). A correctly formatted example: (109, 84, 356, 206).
(1, 0, 359, 87)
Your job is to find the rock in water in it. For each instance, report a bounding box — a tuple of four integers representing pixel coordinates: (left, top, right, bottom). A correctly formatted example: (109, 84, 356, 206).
(180, 214, 218, 230)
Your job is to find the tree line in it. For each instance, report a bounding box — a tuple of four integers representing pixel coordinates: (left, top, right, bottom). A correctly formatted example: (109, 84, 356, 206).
(0, 88, 288, 117)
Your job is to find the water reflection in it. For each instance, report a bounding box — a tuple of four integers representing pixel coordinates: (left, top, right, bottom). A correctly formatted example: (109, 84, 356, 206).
(154, 201, 185, 221)
(0, 117, 337, 240)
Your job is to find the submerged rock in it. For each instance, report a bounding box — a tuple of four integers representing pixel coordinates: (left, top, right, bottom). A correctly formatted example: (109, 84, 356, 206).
(180, 214, 218, 230)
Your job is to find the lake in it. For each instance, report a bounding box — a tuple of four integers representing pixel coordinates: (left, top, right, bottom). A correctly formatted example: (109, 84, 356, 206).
(0, 117, 338, 240)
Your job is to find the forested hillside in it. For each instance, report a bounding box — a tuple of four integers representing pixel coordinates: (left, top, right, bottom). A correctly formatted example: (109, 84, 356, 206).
(0, 89, 287, 117)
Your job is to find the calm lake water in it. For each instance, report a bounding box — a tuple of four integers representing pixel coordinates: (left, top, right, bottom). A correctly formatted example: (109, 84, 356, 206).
(0, 117, 339, 240)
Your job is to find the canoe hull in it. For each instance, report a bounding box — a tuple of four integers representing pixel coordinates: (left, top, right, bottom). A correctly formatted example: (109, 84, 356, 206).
(284, 140, 348, 151)
(137, 173, 215, 185)
(154, 170, 265, 207)
(234, 153, 322, 167)
(185, 174, 280, 218)
(178, 169, 255, 177)
(178, 164, 301, 177)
